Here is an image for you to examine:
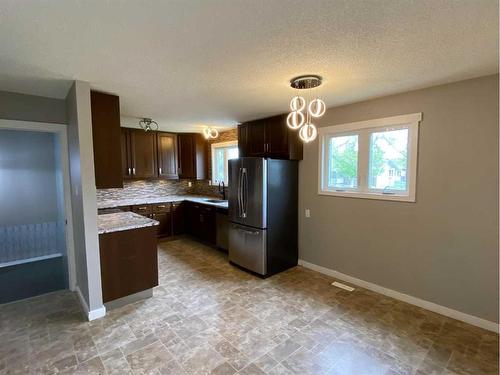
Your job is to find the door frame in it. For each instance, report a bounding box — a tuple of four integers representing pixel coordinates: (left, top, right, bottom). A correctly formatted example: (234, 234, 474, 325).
(0, 119, 77, 291)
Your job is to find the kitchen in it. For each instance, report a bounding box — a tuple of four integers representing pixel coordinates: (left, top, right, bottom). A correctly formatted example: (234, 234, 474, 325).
(92, 91, 303, 308)
(0, 2, 498, 374)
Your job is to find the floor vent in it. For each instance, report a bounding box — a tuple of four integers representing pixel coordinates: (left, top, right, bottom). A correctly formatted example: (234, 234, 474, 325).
(332, 281, 355, 292)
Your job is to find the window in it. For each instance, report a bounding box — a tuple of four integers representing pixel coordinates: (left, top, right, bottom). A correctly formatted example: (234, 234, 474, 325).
(319, 113, 421, 202)
(211, 140, 239, 185)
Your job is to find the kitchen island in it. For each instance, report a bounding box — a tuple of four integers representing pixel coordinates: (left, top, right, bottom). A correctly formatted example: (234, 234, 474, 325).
(97, 211, 159, 306)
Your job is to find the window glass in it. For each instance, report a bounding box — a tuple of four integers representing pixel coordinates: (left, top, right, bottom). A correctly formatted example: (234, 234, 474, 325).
(214, 148, 225, 183)
(328, 135, 358, 189)
(368, 128, 408, 191)
(212, 143, 239, 184)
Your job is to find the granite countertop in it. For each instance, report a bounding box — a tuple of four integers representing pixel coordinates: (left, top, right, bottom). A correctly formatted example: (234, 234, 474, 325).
(97, 194, 228, 210)
(97, 211, 159, 234)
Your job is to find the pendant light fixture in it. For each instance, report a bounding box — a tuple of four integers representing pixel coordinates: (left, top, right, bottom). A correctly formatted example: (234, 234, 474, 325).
(203, 127, 219, 139)
(139, 118, 159, 132)
(287, 75, 326, 143)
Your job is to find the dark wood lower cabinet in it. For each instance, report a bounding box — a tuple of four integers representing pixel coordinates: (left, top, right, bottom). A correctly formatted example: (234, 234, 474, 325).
(99, 226, 158, 303)
(152, 211, 172, 237)
(185, 202, 216, 245)
(127, 201, 217, 243)
(172, 202, 184, 235)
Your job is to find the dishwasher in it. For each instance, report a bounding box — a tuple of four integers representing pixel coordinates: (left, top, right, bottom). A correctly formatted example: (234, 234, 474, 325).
(216, 210, 229, 250)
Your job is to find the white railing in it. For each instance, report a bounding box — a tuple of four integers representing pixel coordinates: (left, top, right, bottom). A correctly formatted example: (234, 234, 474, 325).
(0, 221, 64, 265)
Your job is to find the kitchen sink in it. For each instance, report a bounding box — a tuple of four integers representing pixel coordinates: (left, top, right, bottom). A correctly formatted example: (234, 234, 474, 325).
(203, 199, 227, 203)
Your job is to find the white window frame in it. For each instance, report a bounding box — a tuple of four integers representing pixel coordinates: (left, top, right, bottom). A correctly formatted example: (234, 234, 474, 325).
(318, 113, 421, 202)
(211, 140, 238, 185)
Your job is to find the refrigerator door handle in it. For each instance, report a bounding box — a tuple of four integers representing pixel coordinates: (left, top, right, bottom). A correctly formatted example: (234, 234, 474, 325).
(241, 168, 247, 218)
(237, 167, 243, 218)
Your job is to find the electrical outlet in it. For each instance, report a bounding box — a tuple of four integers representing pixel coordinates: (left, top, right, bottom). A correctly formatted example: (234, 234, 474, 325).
(305, 209, 311, 218)
(188, 181, 192, 187)
(208, 180, 212, 186)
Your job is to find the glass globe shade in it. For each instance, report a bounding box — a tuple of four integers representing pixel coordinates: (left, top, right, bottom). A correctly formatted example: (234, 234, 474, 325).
(290, 96, 306, 112)
(308, 98, 326, 118)
(299, 123, 318, 143)
(209, 128, 219, 139)
(286, 111, 305, 130)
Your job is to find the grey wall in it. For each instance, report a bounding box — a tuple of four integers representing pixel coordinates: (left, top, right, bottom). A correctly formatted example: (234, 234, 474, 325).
(299, 74, 499, 323)
(0, 90, 67, 124)
(0, 130, 58, 226)
(66, 81, 103, 313)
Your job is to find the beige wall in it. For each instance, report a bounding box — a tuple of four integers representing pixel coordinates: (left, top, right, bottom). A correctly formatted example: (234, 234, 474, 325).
(299, 75, 499, 323)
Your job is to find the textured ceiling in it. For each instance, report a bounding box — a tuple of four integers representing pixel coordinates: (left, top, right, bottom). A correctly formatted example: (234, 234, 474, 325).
(0, 0, 498, 132)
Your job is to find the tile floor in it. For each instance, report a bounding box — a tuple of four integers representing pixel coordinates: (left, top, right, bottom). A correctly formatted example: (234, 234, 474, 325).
(0, 238, 498, 374)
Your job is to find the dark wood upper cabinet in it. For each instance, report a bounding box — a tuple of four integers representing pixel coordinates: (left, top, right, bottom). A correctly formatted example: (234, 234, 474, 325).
(91, 91, 123, 189)
(130, 129, 157, 179)
(121, 128, 133, 180)
(266, 115, 290, 158)
(237, 124, 248, 157)
(178, 133, 207, 180)
(157, 132, 178, 179)
(247, 120, 267, 156)
(238, 114, 303, 160)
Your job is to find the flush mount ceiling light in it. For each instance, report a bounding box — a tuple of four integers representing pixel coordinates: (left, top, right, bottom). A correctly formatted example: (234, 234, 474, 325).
(139, 118, 159, 132)
(203, 127, 219, 139)
(287, 75, 325, 143)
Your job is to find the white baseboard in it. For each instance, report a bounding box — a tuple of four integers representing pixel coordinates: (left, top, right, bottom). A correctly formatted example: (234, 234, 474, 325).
(75, 286, 106, 321)
(298, 259, 499, 333)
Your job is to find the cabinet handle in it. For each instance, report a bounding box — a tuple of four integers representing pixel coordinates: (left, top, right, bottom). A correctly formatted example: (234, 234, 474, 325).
(138, 207, 147, 210)
(132, 167, 136, 175)
(128, 167, 131, 175)
(157, 205, 166, 208)
(159, 167, 162, 175)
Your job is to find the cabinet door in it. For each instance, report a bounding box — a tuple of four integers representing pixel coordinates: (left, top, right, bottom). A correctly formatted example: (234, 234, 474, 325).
(91, 91, 123, 188)
(157, 132, 178, 179)
(99, 226, 158, 303)
(152, 211, 172, 238)
(266, 115, 289, 158)
(200, 205, 216, 245)
(172, 202, 185, 235)
(238, 124, 248, 157)
(247, 121, 267, 156)
(121, 128, 132, 179)
(187, 203, 202, 238)
(130, 130, 157, 179)
(178, 134, 195, 179)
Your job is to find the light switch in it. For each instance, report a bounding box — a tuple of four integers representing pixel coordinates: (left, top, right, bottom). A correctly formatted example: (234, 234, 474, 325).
(305, 209, 311, 218)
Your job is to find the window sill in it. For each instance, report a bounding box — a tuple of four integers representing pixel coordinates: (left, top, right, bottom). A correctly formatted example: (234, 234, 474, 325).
(318, 189, 415, 202)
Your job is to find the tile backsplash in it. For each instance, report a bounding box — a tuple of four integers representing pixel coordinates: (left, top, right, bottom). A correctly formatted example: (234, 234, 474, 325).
(96, 179, 224, 201)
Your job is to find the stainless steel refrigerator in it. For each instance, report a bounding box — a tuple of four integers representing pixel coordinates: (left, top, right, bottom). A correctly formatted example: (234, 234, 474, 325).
(228, 157, 298, 276)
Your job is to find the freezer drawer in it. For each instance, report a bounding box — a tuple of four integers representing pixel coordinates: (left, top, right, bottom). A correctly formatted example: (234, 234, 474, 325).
(228, 223, 267, 275)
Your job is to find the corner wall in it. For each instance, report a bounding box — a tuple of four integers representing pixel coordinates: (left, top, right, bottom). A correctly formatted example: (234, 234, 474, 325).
(65, 81, 104, 319)
(298, 75, 499, 324)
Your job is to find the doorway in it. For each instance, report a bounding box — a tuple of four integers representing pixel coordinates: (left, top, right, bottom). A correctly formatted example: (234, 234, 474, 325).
(0, 120, 75, 303)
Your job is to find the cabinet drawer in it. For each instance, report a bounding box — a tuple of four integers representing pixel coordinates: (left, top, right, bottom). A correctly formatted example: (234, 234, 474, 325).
(132, 205, 153, 215)
(152, 203, 171, 213)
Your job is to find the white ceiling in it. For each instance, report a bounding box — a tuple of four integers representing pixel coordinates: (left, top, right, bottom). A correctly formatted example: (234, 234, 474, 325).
(0, 0, 498, 132)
